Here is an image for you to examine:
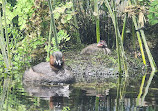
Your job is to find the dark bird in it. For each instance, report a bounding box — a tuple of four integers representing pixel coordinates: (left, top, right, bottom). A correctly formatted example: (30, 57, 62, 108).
(23, 51, 74, 85)
(80, 40, 111, 55)
(50, 51, 64, 71)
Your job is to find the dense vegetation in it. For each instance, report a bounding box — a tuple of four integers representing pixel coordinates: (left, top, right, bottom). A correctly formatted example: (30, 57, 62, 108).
(0, 0, 157, 71)
(0, 0, 158, 110)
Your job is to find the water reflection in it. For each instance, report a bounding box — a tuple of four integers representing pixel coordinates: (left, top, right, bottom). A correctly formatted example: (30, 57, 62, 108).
(137, 70, 157, 106)
(1, 71, 158, 111)
(23, 77, 158, 111)
(115, 71, 158, 111)
(23, 83, 71, 110)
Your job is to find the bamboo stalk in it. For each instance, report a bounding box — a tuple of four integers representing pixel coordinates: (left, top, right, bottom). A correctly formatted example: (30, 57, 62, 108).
(48, 0, 59, 50)
(94, 0, 100, 43)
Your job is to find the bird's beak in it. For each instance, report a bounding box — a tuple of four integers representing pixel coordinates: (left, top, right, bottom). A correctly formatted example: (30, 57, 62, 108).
(56, 60, 62, 66)
(97, 44, 102, 47)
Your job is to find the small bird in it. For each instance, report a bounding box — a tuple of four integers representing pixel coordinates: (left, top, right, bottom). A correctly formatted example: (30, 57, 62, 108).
(97, 40, 107, 48)
(23, 51, 74, 85)
(50, 51, 64, 71)
(80, 40, 111, 55)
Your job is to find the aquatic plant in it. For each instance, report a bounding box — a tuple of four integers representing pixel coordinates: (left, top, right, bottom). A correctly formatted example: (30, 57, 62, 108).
(94, 0, 100, 43)
(104, 0, 128, 75)
(48, 0, 58, 50)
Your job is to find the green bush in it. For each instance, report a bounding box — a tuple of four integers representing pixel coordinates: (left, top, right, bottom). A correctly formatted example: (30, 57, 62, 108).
(147, 1, 158, 25)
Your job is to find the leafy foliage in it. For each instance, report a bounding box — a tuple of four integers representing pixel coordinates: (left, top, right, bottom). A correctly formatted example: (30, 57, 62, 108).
(53, 2, 74, 25)
(26, 1, 75, 38)
(25, 0, 50, 38)
(7, 25, 47, 68)
(0, 0, 74, 70)
(45, 30, 70, 54)
(147, 1, 158, 25)
(0, 0, 34, 29)
(52, 30, 70, 51)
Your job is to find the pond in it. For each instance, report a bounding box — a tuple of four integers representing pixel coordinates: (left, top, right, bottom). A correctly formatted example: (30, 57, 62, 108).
(0, 70, 158, 111)
(0, 52, 158, 111)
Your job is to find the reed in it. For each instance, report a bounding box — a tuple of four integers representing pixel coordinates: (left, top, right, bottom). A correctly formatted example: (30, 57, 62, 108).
(48, 0, 59, 50)
(120, 14, 129, 75)
(94, 0, 100, 43)
(132, 17, 146, 65)
(132, 0, 156, 70)
(126, 1, 147, 104)
(121, 14, 127, 43)
(137, 28, 157, 105)
(2, 0, 10, 64)
(127, 0, 157, 105)
(114, 8, 122, 73)
(136, 74, 146, 105)
(0, 11, 10, 70)
(104, 0, 121, 72)
(141, 70, 156, 104)
(140, 29, 157, 70)
(0, 77, 11, 110)
(104, 0, 128, 75)
(116, 77, 121, 111)
(134, 23, 147, 105)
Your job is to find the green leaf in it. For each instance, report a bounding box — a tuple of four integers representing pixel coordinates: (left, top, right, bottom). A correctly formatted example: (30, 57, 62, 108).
(66, 14, 72, 21)
(61, 18, 66, 24)
(54, 13, 60, 19)
(65, 2, 73, 8)
(147, 0, 158, 25)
